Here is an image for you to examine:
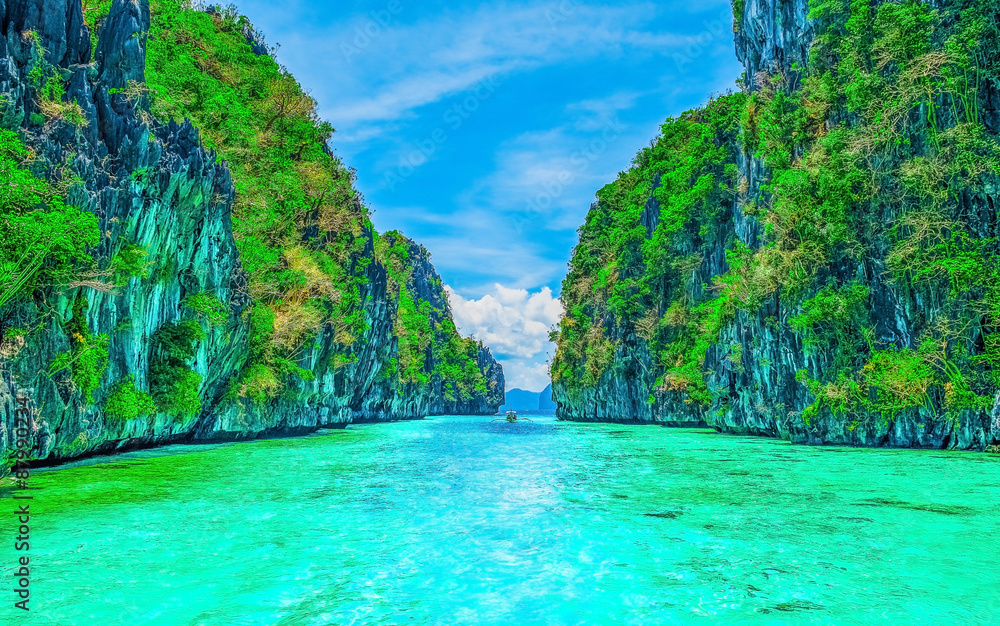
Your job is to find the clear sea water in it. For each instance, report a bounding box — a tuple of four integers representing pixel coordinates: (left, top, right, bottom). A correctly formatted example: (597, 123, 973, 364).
(2, 415, 999, 625)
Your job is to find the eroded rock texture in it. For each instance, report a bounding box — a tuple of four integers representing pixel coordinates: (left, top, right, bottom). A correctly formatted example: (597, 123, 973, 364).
(553, 0, 1000, 451)
(0, 0, 503, 470)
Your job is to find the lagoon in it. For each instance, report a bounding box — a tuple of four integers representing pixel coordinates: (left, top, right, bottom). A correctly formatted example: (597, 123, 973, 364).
(3, 415, 999, 624)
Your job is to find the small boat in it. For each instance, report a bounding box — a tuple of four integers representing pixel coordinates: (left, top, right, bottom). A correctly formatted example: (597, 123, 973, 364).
(492, 409, 532, 423)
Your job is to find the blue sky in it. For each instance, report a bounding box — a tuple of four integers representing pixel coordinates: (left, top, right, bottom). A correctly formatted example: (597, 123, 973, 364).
(231, 0, 743, 391)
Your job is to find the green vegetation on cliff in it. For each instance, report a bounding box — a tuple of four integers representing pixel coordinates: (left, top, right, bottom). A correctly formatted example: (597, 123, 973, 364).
(128, 0, 490, 404)
(554, 0, 1000, 435)
(377, 231, 491, 400)
(0, 0, 503, 472)
(49, 296, 109, 404)
(105, 375, 158, 420)
(149, 320, 205, 417)
(140, 0, 370, 401)
(0, 129, 98, 308)
(0, 0, 500, 438)
(45, 0, 498, 408)
(554, 94, 744, 406)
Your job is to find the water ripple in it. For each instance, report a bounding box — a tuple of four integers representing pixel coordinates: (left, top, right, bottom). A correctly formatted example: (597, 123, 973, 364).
(2, 416, 998, 625)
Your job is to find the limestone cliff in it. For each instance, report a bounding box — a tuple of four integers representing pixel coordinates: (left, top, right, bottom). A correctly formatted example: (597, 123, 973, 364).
(553, 0, 1000, 451)
(0, 0, 503, 471)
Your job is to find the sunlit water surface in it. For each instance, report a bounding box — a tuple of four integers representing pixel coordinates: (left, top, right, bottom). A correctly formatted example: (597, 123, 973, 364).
(3, 415, 999, 625)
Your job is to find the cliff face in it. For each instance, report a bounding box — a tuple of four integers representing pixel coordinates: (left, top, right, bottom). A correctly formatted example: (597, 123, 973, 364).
(735, 0, 814, 92)
(344, 236, 505, 423)
(0, 0, 503, 470)
(553, 0, 1000, 451)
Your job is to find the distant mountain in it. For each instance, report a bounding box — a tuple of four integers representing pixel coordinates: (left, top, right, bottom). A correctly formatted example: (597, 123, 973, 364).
(500, 387, 557, 414)
(503, 389, 540, 412)
(538, 384, 557, 410)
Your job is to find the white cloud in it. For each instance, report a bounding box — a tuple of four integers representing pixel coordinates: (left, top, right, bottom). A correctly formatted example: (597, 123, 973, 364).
(446, 284, 564, 391)
(446, 284, 562, 358)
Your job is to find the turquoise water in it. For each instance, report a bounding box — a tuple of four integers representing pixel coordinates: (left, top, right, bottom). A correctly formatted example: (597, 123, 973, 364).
(3, 415, 999, 625)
